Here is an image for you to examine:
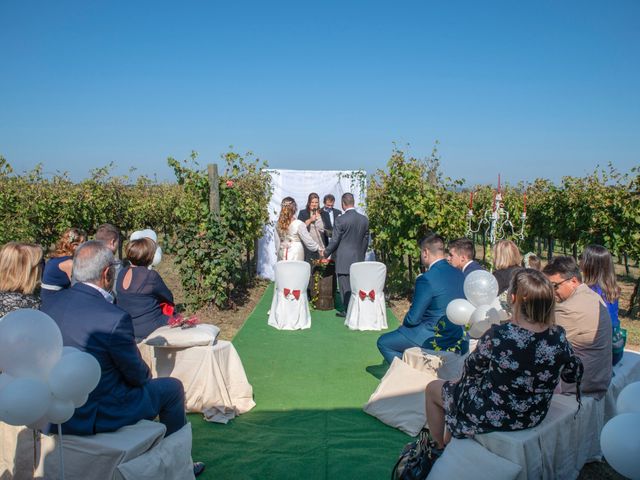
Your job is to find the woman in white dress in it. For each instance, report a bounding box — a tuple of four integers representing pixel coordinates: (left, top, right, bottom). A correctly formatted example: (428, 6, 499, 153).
(275, 197, 323, 261)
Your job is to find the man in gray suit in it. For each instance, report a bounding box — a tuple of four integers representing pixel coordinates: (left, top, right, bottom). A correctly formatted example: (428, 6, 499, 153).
(323, 193, 369, 317)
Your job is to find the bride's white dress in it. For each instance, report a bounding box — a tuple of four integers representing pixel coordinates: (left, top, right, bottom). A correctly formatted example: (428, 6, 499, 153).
(275, 219, 320, 261)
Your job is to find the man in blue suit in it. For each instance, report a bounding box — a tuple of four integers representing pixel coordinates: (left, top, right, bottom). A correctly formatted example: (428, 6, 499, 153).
(42, 241, 205, 476)
(447, 237, 484, 277)
(377, 233, 468, 364)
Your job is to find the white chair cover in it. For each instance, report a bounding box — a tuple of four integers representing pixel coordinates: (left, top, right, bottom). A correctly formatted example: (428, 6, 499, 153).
(137, 341, 256, 423)
(268, 261, 311, 330)
(345, 261, 388, 331)
(37, 420, 194, 480)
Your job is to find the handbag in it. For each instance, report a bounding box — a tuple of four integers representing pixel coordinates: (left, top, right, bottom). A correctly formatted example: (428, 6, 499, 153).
(612, 326, 627, 364)
(391, 428, 441, 480)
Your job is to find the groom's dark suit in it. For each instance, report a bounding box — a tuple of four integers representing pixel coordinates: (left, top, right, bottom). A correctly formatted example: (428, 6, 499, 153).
(323, 208, 369, 311)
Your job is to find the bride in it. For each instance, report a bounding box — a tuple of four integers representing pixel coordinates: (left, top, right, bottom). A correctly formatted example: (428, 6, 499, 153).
(275, 197, 323, 261)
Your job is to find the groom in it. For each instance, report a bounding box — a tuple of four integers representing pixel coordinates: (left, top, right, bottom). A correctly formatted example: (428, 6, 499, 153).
(322, 193, 369, 316)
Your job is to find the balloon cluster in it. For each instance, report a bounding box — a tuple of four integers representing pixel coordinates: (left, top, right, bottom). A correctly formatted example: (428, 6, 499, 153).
(130, 229, 162, 267)
(446, 271, 508, 338)
(600, 382, 640, 479)
(0, 309, 101, 428)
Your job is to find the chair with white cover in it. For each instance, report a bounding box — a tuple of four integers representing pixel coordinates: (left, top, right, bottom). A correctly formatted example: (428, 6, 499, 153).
(268, 261, 311, 330)
(1, 420, 195, 480)
(345, 261, 388, 331)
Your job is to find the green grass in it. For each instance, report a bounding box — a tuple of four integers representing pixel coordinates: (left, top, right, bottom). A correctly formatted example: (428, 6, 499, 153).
(189, 284, 409, 479)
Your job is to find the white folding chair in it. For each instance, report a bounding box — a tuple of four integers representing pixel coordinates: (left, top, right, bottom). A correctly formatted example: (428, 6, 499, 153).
(345, 261, 388, 331)
(268, 261, 312, 330)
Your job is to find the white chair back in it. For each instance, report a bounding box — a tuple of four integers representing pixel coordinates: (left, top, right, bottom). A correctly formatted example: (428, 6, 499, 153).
(268, 261, 312, 330)
(345, 261, 388, 331)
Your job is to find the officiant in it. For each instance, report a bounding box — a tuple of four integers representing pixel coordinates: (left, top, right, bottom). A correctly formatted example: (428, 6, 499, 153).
(321, 193, 342, 245)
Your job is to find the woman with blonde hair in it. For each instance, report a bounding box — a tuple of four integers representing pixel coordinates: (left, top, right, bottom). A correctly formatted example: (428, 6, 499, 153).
(41, 227, 87, 307)
(580, 244, 624, 365)
(275, 197, 323, 261)
(424, 269, 582, 450)
(0, 242, 44, 316)
(493, 239, 523, 295)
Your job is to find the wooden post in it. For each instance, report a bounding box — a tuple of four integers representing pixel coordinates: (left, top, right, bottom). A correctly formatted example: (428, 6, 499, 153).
(208, 164, 220, 218)
(254, 238, 259, 275)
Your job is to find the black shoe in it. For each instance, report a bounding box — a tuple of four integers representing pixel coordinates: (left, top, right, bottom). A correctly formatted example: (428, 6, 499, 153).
(335, 311, 346, 317)
(193, 462, 206, 477)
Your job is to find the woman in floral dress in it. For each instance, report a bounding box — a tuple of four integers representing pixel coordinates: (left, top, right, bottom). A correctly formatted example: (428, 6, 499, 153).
(425, 269, 583, 448)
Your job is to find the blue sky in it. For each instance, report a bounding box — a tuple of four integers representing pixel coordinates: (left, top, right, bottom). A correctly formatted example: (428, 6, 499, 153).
(1, 0, 638, 186)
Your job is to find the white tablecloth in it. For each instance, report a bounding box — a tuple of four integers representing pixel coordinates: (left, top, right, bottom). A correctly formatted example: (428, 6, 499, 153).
(138, 340, 256, 423)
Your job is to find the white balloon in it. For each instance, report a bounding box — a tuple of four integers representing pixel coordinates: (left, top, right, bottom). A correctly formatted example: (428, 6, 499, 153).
(617, 382, 640, 415)
(151, 245, 162, 267)
(0, 373, 14, 391)
(72, 393, 89, 408)
(0, 309, 63, 379)
(46, 397, 75, 424)
(464, 271, 499, 307)
(62, 346, 80, 356)
(141, 229, 158, 243)
(469, 320, 493, 339)
(0, 377, 51, 426)
(48, 351, 101, 402)
(27, 415, 49, 431)
(469, 305, 502, 325)
(600, 413, 640, 479)
(446, 299, 476, 326)
(490, 297, 510, 321)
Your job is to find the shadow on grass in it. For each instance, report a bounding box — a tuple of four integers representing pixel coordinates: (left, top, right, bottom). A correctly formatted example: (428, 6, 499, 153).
(189, 407, 409, 480)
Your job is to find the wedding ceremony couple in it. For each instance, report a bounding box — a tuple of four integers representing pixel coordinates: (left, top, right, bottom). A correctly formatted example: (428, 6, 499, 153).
(274, 192, 369, 316)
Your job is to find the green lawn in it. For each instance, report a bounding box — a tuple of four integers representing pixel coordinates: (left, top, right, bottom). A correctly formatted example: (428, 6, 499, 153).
(189, 284, 409, 479)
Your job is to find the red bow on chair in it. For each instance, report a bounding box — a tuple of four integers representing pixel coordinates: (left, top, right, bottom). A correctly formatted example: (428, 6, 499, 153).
(283, 288, 301, 300)
(359, 289, 376, 301)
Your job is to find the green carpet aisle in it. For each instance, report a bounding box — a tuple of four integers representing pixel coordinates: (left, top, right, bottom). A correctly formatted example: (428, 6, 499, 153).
(189, 283, 411, 479)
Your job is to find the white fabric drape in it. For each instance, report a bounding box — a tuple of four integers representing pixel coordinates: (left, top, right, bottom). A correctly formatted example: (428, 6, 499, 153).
(257, 169, 367, 281)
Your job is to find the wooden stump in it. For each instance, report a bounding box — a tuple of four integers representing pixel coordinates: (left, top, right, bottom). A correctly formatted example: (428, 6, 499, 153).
(314, 263, 336, 310)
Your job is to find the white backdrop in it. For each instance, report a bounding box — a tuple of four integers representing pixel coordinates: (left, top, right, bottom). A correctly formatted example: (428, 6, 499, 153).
(257, 169, 367, 280)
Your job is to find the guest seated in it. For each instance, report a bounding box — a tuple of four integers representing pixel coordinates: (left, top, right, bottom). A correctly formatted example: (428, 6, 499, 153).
(425, 269, 583, 449)
(95, 223, 121, 254)
(40, 241, 205, 476)
(116, 237, 174, 341)
(492, 240, 523, 296)
(580, 245, 624, 365)
(543, 256, 612, 399)
(41, 227, 86, 308)
(447, 237, 484, 277)
(0, 242, 44, 316)
(523, 252, 542, 271)
(377, 233, 468, 364)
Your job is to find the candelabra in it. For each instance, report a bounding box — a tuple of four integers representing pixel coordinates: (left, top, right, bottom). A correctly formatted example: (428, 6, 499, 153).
(465, 175, 527, 245)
